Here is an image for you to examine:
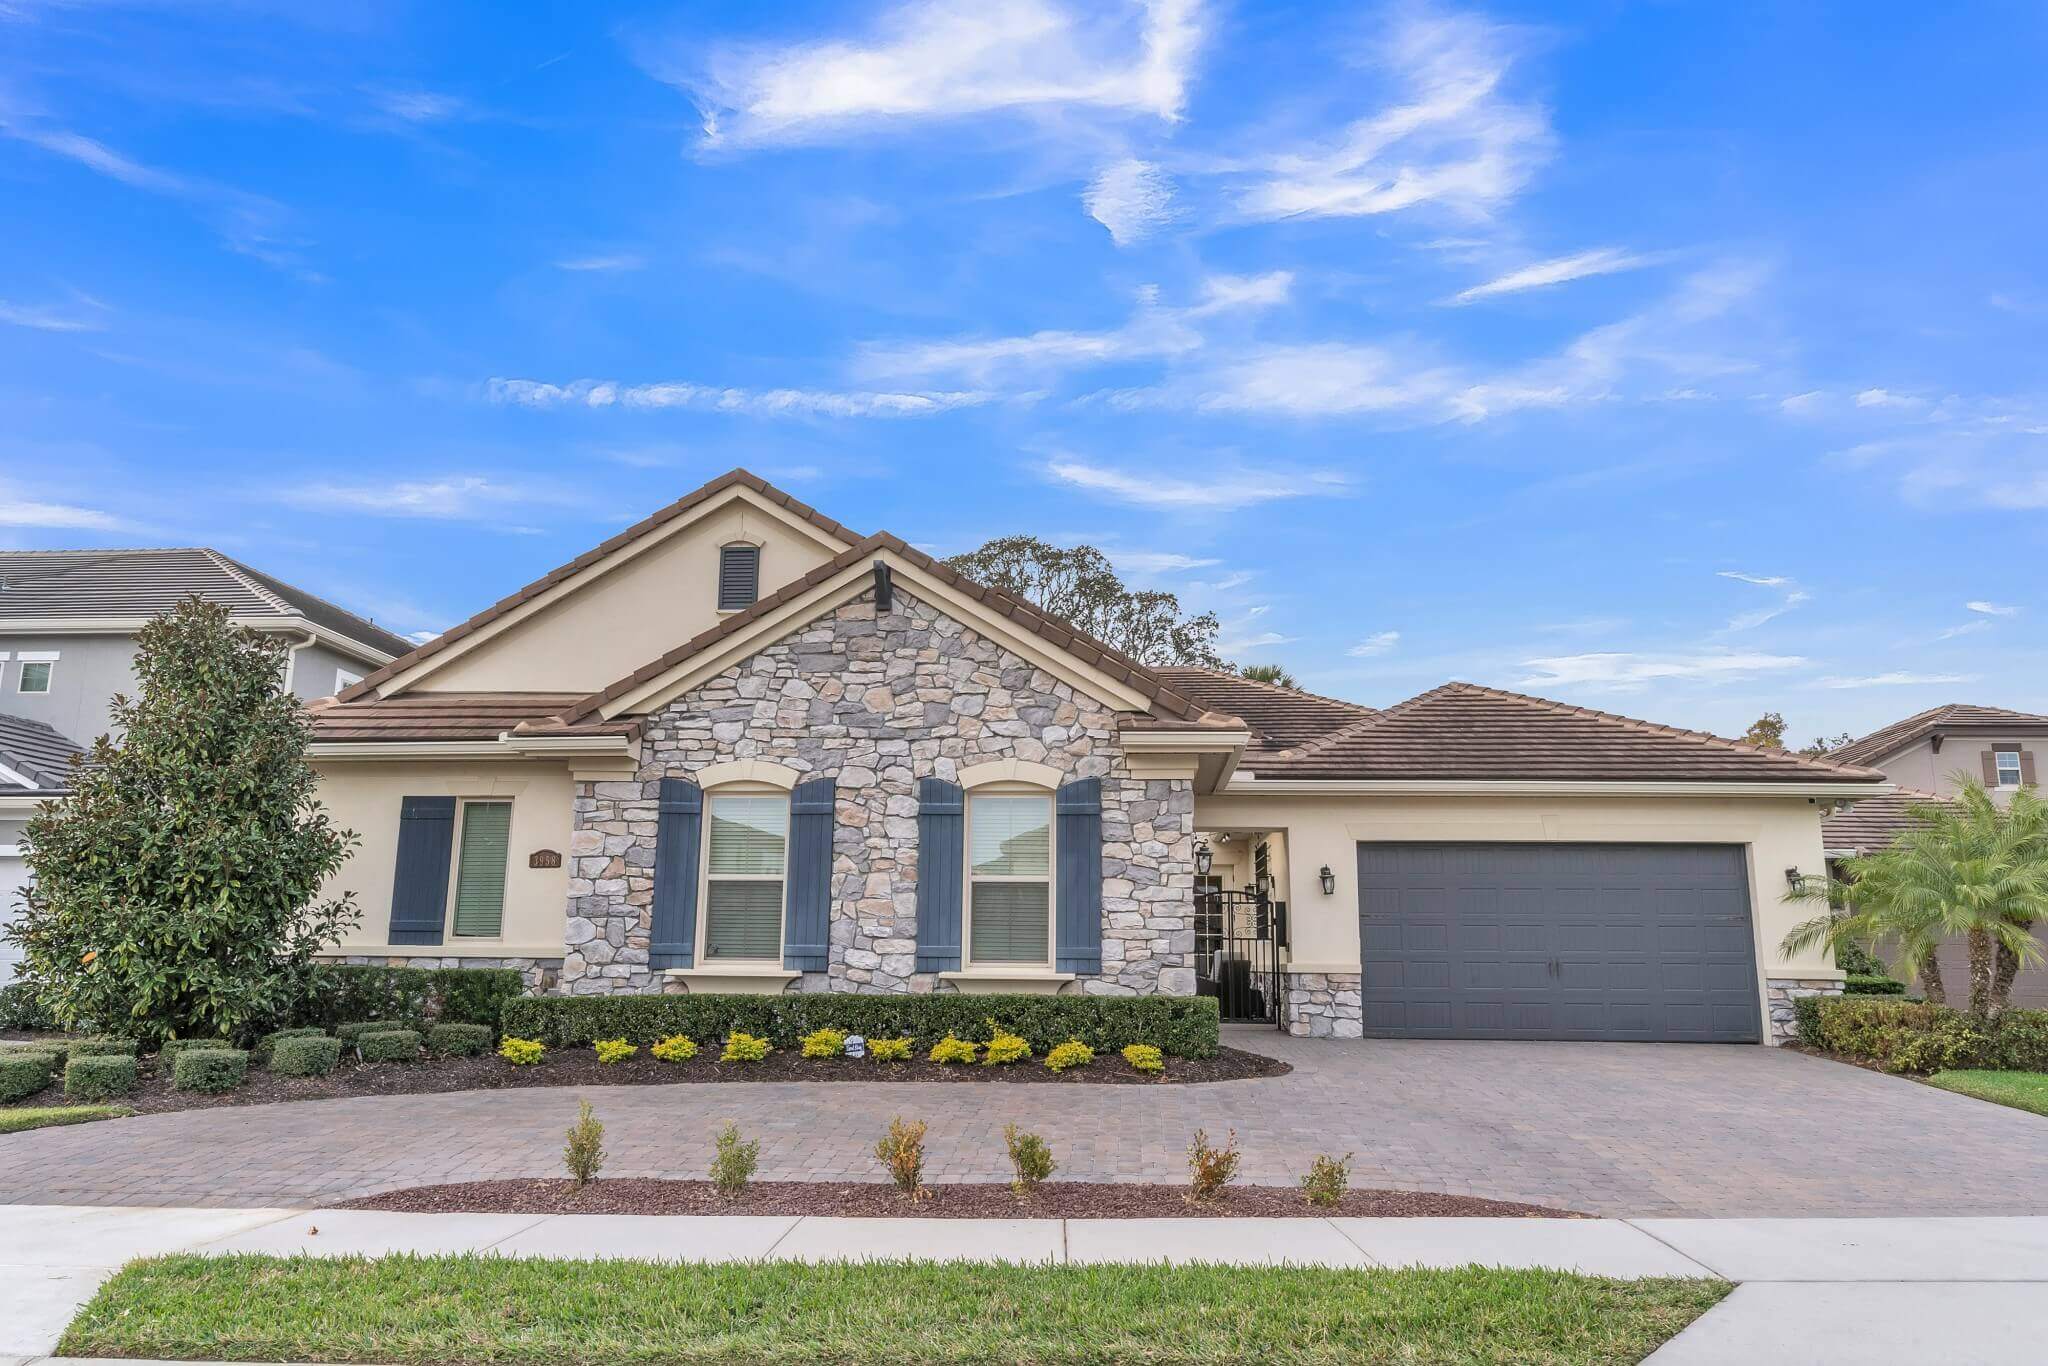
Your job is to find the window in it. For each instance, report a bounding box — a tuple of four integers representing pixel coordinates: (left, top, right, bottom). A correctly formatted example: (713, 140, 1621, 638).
(717, 544, 761, 611)
(968, 791, 1052, 965)
(335, 668, 362, 692)
(704, 792, 786, 960)
(450, 801, 512, 938)
(1996, 748, 2024, 787)
(16, 658, 54, 694)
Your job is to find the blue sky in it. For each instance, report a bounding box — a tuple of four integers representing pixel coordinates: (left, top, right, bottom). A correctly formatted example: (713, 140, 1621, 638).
(2, 0, 2044, 744)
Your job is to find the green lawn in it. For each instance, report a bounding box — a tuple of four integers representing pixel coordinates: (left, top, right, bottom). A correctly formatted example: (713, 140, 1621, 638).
(0, 1104, 132, 1135)
(62, 1253, 1729, 1365)
(1927, 1070, 2048, 1117)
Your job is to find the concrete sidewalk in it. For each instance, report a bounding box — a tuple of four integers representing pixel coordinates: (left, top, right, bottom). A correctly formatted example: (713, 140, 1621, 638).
(8, 1206, 2048, 1363)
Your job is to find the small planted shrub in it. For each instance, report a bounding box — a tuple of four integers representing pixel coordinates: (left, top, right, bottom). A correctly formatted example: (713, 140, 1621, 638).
(0, 1052, 56, 1103)
(867, 1036, 913, 1062)
(1187, 1128, 1241, 1201)
(428, 1023, 493, 1058)
(5, 1040, 69, 1068)
(336, 1020, 413, 1044)
(982, 1027, 1031, 1066)
(875, 1115, 928, 1200)
(720, 1031, 771, 1064)
(928, 1035, 978, 1065)
(650, 1034, 698, 1063)
(358, 1029, 422, 1063)
(172, 1047, 249, 1093)
(1044, 1040, 1094, 1073)
(800, 1027, 847, 1059)
(65, 1055, 138, 1101)
(499, 1036, 545, 1066)
(71, 1037, 140, 1059)
(1122, 1043, 1165, 1074)
(156, 1038, 233, 1068)
(1004, 1123, 1056, 1197)
(1300, 1152, 1353, 1208)
(709, 1121, 760, 1197)
(253, 1027, 326, 1065)
(563, 1099, 606, 1190)
(270, 1034, 343, 1078)
(594, 1038, 638, 1065)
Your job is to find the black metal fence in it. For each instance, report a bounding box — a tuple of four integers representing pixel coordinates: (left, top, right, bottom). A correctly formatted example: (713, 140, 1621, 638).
(1194, 889, 1286, 1027)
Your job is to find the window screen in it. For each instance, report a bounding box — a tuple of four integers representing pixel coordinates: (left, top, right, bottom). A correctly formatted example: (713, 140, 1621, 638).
(969, 793, 1051, 965)
(705, 793, 786, 959)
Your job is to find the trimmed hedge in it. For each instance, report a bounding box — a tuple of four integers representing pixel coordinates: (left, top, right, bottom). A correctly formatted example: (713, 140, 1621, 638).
(157, 1038, 235, 1067)
(253, 1027, 328, 1065)
(336, 1020, 421, 1044)
(427, 1023, 492, 1058)
(1843, 975, 1906, 996)
(0, 980, 53, 1030)
(270, 1034, 343, 1078)
(0, 1052, 56, 1103)
(300, 965, 523, 1034)
(358, 1029, 422, 1063)
(4, 1040, 70, 1068)
(499, 993, 1222, 1059)
(70, 1037, 139, 1058)
(172, 1048, 249, 1093)
(65, 1055, 138, 1101)
(1802, 996, 2048, 1073)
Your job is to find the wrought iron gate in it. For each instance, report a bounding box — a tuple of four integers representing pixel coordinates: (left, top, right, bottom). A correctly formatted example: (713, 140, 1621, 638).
(1194, 889, 1285, 1027)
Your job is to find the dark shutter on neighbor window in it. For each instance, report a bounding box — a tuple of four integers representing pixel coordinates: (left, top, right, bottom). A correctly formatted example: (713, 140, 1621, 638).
(718, 544, 760, 611)
(1055, 777, 1103, 974)
(784, 778, 835, 971)
(1983, 751, 2001, 785)
(388, 796, 456, 945)
(915, 778, 964, 972)
(650, 777, 703, 969)
(2024, 752, 2040, 787)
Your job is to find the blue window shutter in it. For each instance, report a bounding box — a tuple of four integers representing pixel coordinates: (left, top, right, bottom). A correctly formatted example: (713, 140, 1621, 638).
(915, 778, 964, 972)
(388, 796, 456, 945)
(650, 777, 702, 969)
(1055, 777, 1103, 974)
(784, 778, 835, 971)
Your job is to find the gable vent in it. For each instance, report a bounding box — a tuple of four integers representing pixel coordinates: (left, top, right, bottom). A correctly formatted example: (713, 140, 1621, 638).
(718, 544, 760, 611)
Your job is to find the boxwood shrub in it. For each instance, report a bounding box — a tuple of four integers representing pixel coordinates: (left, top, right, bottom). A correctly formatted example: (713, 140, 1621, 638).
(0, 1052, 56, 1103)
(65, 1055, 138, 1101)
(0, 981, 54, 1030)
(172, 1047, 249, 1093)
(270, 1034, 343, 1078)
(157, 1037, 236, 1067)
(1843, 975, 1906, 996)
(427, 1023, 492, 1058)
(336, 1020, 421, 1044)
(1802, 996, 2048, 1073)
(358, 1029, 422, 1063)
(4, 1039, 69, 1068)
(70, 1037, 139, 1058)
(499, 993, 1222, 1058)
(299, 965, 523, 1033)
(253, 1026, 328, 1065)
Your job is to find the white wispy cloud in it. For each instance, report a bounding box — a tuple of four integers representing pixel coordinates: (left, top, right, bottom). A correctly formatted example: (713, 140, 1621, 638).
(1346, 630, 1401, 657)
(1714, 570, 1809, 632)
(555, 253, 646, 273)
(1855, 387, 1918, 409)
(0, 484, 126, 530)
(1779, 390, 1827, 417)
(1816, 671, 1978, 690)
(487, 377, 995, 418)
(1218, 628, 1291, 654)
(1107, 549, 1220, 573)
(1084, 158, 1176, 245)
(1194, 342, 1461, 418)
(1968, 600, 2020, 616)
(1517, 650, 1806, 690)
(1935, 620, 1991, 641)
(1234, 10, 1548, 223)
(279, 476, 558, 520)
(1, 123, 189, 193)
(1045, 457, 1345, 510)
(1717, 570, 1789, 587)
(683, 0, 1204, 145)
(0, 299, 106, 332)
(1449, 248, 1653, 304)
(364, 88, 465, 123)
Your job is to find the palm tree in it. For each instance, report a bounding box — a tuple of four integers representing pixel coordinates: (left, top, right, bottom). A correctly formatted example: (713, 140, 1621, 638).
(1783, 782, 2048, 1015)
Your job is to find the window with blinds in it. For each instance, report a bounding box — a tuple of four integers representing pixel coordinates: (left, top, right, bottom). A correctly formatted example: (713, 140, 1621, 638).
(968, 792, 1051, 965)
(705, 793, 786, 960)
(718, 544, 761, 611)
(451, 801, 511, 937)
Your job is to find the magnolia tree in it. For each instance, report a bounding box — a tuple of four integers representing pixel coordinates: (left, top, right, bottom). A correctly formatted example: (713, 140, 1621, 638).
(4, 599, 359, 1043)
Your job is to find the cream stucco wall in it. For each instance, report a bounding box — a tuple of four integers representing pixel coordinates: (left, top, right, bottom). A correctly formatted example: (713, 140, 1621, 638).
(315, 759, 577, 957)
(1195, 790, 1841, 992)
(415, 497, 846, 695)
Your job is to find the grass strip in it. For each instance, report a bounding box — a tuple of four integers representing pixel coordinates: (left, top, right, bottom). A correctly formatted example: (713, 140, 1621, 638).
(0, 1104, 132, 1135)
(1927, 1069, 2048, 1117)
(62, 1252, 1728, 1365)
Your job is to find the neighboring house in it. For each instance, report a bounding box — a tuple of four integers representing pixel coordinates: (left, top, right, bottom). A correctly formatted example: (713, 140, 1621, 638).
(308, 469, 1887, 1044)
(0, 714, 86, 981)
(0, 547, 415, 749)
(1822, 704, 2048, 1007)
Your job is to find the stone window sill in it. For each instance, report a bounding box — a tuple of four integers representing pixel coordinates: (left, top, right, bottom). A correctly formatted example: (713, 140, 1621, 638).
(663, 967, 800, 995)
(938, 970, 1076, 996)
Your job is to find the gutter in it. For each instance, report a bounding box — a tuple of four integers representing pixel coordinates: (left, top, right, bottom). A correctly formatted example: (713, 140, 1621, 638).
(0, 615, 397, 666)
(308, 734, 637, 762)
(1218, 775, 1896, 799)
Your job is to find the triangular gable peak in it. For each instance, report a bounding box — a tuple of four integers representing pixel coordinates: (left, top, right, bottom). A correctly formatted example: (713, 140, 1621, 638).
(340, 471, 861, 701)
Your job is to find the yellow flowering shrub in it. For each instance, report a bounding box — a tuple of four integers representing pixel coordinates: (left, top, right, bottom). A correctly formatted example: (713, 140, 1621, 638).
(927, 1034, 979, 1065)
(498, 1037, 545, 1066)
(981, 1027, 1031, 1066)
(593, 1038, 637, 1065)
(1121, 1043, 1164, 1074)
(868, 1036, 914, 1062)
(801, 1027, 848, 1059)
(1044, 1039, 1094, 1072)
(721, 1031, 772, 1063)
(649, 1034, 698, 1063)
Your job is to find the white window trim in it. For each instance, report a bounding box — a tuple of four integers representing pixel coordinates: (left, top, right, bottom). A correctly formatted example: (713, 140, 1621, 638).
(335, 667, 363, 692)
(15, 653, 56, 694)
(696, 783, 788, 966)
(1995, 748, 2024, 786)
(444, 797, 512, 941)
(962, 780, 1057, 972)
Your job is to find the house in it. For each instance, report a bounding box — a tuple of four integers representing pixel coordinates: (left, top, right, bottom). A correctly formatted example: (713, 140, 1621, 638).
(1822, 704, 2048, 1007)
(0, 548, 416, 981)
(307, 470, 1888, 1044)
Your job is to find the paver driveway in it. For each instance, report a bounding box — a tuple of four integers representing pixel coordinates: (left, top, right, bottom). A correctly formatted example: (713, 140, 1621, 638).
(4, 1029, 2045, 1216)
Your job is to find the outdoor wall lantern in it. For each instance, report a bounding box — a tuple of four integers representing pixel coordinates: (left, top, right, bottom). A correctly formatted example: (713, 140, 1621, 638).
(1194, 841, 1213, 876)
(1784, 866, 1809, 894)
(1319, 865, 1336, 895)
(1255, 872, 1272, 899)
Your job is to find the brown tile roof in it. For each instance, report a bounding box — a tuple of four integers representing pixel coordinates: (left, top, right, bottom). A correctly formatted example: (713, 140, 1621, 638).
(334, 470, 863, 703)
(1822, 788, 1943, 855)
(1152, 666, 1371, 753)
(1238, 682, 1889, 784)
(1828, 704, 2048, 766)
(307, 693, 639, 744)
(554, 532, 1217, 728)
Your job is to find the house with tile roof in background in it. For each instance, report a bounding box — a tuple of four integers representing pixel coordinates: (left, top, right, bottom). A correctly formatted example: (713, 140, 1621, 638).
(307, 469, 1890, 1045)
(0, 549, 415, 981)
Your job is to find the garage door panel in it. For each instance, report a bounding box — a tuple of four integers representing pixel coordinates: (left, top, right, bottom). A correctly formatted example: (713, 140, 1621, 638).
(1358, 842, 1761, 1044)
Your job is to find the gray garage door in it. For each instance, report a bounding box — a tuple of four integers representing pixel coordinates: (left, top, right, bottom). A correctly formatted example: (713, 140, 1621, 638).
(1358, 843, 1761, 1043)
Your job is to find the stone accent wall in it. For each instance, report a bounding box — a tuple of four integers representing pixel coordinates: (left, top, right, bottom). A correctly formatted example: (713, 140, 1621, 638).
(1283, 971, 1363, 1038)
(562, 587, 1196, 997)
(325, 954, 561, 994)
(1765, 976, 1842, 1044)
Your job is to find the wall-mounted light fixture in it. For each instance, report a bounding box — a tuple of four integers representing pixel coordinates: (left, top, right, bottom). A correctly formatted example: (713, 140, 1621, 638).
(1319, 865, 1336, 895)
(1784, 866, 1809, 894)
(1194, 840, 1213, 877)
(1255, 872, 1272, 899)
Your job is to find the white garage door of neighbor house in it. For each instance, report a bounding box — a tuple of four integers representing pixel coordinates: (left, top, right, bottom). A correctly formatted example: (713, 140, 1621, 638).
(0, 852, 25, 981)
(1357, 842, 1763, 1044)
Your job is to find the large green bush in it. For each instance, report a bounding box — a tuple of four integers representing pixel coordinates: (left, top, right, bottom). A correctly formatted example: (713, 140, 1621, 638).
(0, 980, 53, 1030)
(500, 993, 1221, 1058)
(298, 965, 523, 1033)
(1803, 996, 2048, 1073)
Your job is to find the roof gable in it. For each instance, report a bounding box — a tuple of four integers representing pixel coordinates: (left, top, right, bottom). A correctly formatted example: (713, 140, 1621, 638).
(1829, 703, 2048, 766)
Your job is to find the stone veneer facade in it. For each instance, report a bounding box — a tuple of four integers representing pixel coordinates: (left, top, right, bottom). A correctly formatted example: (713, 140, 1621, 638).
(559, 587, 1197, 997)
(1283, 971, 1364, 1038)
(1764, 975, 1843, 1044)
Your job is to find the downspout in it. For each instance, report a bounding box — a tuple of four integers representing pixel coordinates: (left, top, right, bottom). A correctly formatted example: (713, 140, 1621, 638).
(281, 631, 316, 698)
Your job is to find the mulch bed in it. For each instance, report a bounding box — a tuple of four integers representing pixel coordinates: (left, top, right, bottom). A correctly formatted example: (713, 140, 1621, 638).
(0, 1044, 1287, 1117)
(342, 1177, 1583, 1220)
